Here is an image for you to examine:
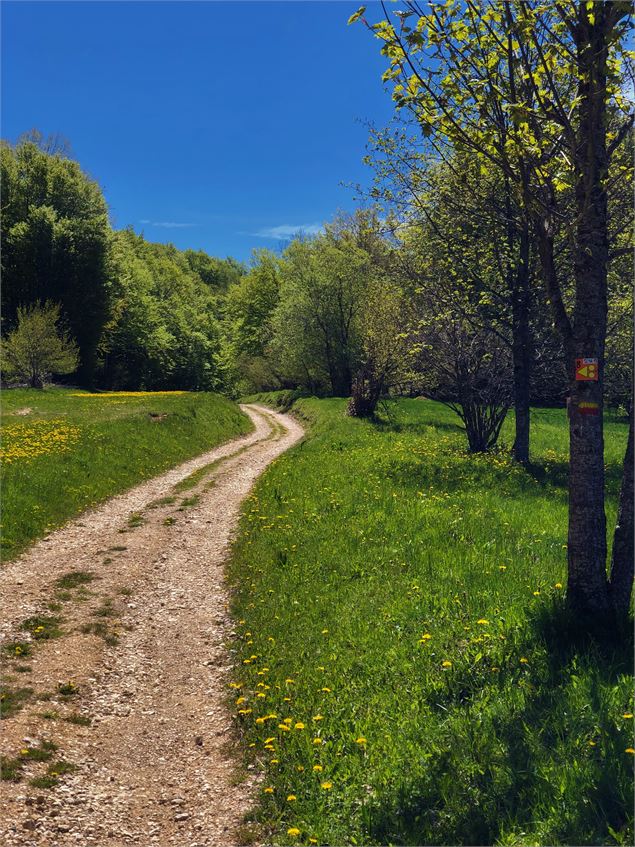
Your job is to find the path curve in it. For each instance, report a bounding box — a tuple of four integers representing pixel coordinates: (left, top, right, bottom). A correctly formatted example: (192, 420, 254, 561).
(1, 404, 303, 847)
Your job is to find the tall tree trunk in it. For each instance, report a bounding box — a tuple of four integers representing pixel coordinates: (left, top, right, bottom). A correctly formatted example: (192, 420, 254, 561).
(609, 410, 634, 616)
(566, 4, 611, 616)
(511, 219, 531, 465)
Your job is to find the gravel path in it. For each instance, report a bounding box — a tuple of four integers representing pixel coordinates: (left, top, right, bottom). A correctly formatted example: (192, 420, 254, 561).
(0, 404, 304, 847)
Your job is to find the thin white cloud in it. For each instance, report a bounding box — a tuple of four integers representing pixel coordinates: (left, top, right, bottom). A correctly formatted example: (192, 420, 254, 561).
(139, 220, 196, 229)
(253, 223, 323, 240)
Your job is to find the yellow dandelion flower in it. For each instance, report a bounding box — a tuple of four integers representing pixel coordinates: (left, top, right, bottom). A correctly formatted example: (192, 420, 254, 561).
(520, 657, 529, 664)
(313, 715, 323, 721)
(476, 619, 489, 625)
(625, 748, 635, 754)
(235, 696, 246, 705)
(554, 583, 563, 589)
(255, 718, 265, 725)
(287, 828, 301, 837)
(355, 737, 367, 745)
(441, 661, 452, 669)
(287, 794, 297, 802)
(623, 713, 633, 719)
(294, 722, 305, 730)
(263, 787, 274, 794)
(313, 765, 323, 772)
(321, 781, 333, 790)
(321, 687, 332, 693)
(278, 724, 290, 731)
(296, 765, 304, 772)
(265, 737, 275, 744)
(313, 738, 322, 745)
(419, 633, 432, 642)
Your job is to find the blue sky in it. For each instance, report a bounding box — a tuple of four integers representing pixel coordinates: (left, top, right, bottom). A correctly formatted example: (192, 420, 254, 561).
(2, 1, 395, 262)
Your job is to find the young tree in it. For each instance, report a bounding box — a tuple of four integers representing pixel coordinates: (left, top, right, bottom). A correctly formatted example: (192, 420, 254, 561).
(348, 278, 412, 417)
(271, 237, 370, 396)
(354, 0, 634, 620)
(1, 301, 79, 388)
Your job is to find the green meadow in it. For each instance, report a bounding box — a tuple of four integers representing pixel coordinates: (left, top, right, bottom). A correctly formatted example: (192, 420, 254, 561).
(1, 388, 252, 560)
(228, 397, 634, 847)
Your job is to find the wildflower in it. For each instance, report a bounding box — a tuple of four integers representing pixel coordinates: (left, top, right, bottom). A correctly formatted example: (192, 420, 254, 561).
(313, 765, 323, 772)
(283, 717, 293, 724)
(533, 591, 540, 597)
(419, 633, 432, 642)
(287, 828, 301, 837)
(554, 583, 563, 589)
(287, 794, 297, 802)
(20, 748, 29, 755)
(265, 737, 275, 744)
(441, 661, 452, 669)
(355, 737, 367, 745)
(499, 565, 507, 571)
(235, 696, 246, 705)
(321, 781, 333, 790)
(520, 657, 529, 664)
(285, 678, 295, 684)
(313, 738, 322, 745)
(296, 765, 304, 772)
(255, 718, 265, 725)
(322, 629, 328, 634)
(626, 748, 635, 754)
(263, 787, 274, 794)
(309, 839, 318, 844)
(264, 744, 274, 751)
(271, 758, 279, 764)
(256, 692, 266, 698)
(623, 714, 633, 719)
(237, 708, 252, 715)
(321, 687, 332, 693)
(476, 619, 489, 625)
(278, 724, 290, 732)
(588, 740, 596, 747)
(312, 715, 323, 721)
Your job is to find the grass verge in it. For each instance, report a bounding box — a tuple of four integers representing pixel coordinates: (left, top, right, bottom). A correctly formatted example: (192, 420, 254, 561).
(228, 397, 633, 846)
(1, 388, 253, 560)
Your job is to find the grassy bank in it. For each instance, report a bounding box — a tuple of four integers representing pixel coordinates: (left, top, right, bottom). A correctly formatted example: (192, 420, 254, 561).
(1, 388, 252, 560)
(228, 397, 633, 846)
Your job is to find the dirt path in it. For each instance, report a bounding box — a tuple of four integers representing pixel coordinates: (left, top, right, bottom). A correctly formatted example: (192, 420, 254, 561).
(1, 404, 303, 847)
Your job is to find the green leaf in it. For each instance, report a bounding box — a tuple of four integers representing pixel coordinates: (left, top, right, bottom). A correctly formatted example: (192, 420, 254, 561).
(347, 6, 366, 25)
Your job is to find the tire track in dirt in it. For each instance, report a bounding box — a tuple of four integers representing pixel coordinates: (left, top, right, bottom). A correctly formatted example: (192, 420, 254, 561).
(1, 404, 304, 847)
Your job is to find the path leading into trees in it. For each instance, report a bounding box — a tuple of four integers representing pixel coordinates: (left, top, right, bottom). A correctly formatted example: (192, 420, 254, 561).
(0, 405, 304, 847)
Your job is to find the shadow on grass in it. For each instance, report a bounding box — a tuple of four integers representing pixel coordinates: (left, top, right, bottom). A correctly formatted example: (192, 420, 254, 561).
(366, 600, 634, 846)
(528, 459, 625, 497)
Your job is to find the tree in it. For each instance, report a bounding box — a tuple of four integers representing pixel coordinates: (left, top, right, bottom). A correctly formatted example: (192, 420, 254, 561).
(1, 301, 79, 388)
(354, 0, 634, 620)
(223, 250, 281, 394)
(348, 278, 412, 417)
(1, 137, 111, 385)
(99, 229, 224, 391)
(271, 236, 370, 396)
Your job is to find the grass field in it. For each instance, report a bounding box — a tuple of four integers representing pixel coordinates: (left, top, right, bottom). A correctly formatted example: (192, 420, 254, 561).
(228, 397, 634, 847)
(1, 388, 252, 560)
